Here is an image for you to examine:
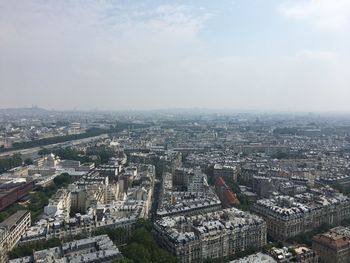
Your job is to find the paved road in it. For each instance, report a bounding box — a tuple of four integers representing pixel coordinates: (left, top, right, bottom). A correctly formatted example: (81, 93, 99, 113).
(0, 134, 109, 159)
(150, 173, 164, 222)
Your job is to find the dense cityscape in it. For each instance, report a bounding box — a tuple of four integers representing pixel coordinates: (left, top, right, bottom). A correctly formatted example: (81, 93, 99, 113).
(1, 1, 350, 262)
(1, 108, 350, 262)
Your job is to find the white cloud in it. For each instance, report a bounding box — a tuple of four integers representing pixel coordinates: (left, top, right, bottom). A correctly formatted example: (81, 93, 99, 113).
(0, 1, 208, 59)
(281, 0, 350, 31)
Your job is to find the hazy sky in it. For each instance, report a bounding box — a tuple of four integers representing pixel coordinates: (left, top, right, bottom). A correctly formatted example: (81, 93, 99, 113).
(1, 0, 350, 112)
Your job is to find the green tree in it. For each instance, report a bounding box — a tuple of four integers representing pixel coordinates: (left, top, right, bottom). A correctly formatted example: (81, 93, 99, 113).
(123, 243, 152, 263)
(38, 148, 50, 156)
(120, 219, 177, 263)
(112, 258, 134, 263)
(0, 154, 22, 173)
(24, 158, 33, 165)
(95, 227, 129, 246)
(8, 238, 61, 259)
(53, 173, 72, 187)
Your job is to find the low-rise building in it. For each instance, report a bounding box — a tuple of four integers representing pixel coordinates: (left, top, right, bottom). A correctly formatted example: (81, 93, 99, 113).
(230, 252, 277, 263)
(9, 235, 122, 263)
(270, 246, 318, 263)
(44, 189, 71, 220)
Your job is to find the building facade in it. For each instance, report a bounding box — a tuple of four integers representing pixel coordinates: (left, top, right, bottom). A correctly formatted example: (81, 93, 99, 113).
(0, 210, 31, 262)
(313, 227, 350, 263)
(154, 208, 267, 263)
(252, 194, 350, 240)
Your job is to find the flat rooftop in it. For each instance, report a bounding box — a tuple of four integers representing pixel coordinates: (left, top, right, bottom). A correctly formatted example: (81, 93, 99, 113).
(0, 210, 29, 228)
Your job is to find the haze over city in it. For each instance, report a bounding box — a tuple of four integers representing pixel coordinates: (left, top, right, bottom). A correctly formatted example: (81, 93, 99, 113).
(3, 2, 350, 263)
(1, 0, 350, 112)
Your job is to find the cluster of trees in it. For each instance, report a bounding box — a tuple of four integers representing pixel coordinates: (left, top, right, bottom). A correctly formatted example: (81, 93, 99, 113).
(0, 203, 24, 222)
(95, 227, 129, 246)
(0, 154, 22, 173)
(120, 221, 177, 263)
(204, 164, 215, 185)
(0, 154, 33, 173)
(39, 146, 115, 165)
(24, 158, 33, 165)
(27, 191, 50, 221)
(37, 148, 51, 155)
(280, 214, 350, 247)
(204, 165, 251, 211)
(286, 219, 350, 246)
(46, 147, 90, 163)
(106, 220, 176, 263)
(7, 219, 175, 263)
(1, 122, 150, 154)
(10, 128, 107, 150)
(53, 173, 73, 187)
(286, 223, 330, 246)
(262, 241, 284, 253)
(86, 147, 115, 164)
(333, 184, 350, 196)
(8, 238, 61, 259)
(225, 176, 251, 211)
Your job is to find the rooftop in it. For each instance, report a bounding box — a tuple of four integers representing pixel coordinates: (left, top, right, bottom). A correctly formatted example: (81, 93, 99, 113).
(0, 210, 29, 228)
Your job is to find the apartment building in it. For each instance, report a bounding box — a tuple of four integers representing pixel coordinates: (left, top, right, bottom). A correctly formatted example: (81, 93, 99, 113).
(154, 208, 266, 263)
(10, 235, 122, 263)
(0, 210, 31, 262)
(252, 193, 350, 240)
(313, 226, 350, 263)
(44, 189, 71, 221)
